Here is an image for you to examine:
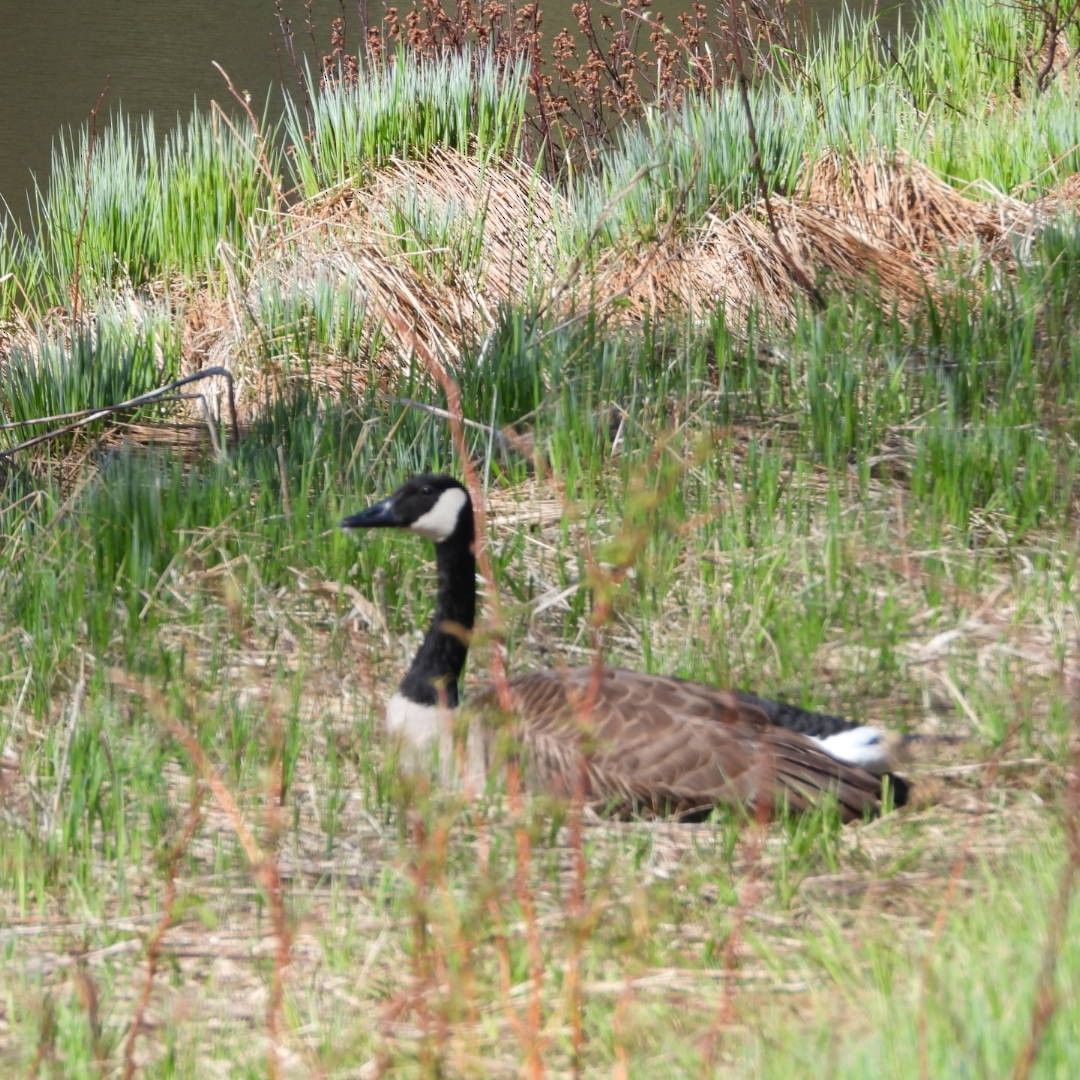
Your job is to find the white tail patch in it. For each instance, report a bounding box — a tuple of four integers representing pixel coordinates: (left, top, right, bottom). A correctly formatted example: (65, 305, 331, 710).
(810, 725, 893, 773)
(410, 487, 468, 542)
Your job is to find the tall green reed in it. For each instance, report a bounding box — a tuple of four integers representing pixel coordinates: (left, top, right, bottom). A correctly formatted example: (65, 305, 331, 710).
(25, 108, 275, 310)
(284, 48, 529, 198)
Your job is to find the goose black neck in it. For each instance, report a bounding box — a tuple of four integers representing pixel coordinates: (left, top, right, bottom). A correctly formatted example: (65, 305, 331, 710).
(398, 518, 476, 707)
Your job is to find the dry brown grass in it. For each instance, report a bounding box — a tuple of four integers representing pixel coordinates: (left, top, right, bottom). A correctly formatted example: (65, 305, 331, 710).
(0, 586, 1066, 1075)
(3, 148, 1071, 433)
(1037, 169, 1080, 210)
(801, 150, 1028, 262)
(4, 9, 1079, 1064)
(194, 147, 1064, 416)
(169, 150, 557, 423)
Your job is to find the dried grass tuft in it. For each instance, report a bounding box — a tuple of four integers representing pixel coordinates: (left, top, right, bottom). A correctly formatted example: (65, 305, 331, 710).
(801, 150, 1028, 261)
(360, 149, 562, 297)
(585, 156, 1076, 335)
(1036, 171, 1080, 211)
(214, 149, 562, 415)
(8, 150, 1074, 426)
(595, 194, 940, 330)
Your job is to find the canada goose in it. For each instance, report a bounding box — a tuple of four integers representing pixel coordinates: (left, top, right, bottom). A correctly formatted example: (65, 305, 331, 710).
(341, 474, 909, 821)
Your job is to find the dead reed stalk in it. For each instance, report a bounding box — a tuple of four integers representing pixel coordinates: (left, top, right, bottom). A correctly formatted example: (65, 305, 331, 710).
(916, 713, 1032, 1080)
(110, 672, 296, 1078)
(260, 708, 295, 1080)
(70, 81, 111, 323)
(414, 336, 548, 1076)
(1008, 668, 1080, 1080)
(121, 786, 204, 1080)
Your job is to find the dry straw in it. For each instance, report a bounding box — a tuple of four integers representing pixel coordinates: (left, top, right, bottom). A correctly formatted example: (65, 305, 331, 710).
(192, 145, 1063, 416)
(4, 146, 1069, 427)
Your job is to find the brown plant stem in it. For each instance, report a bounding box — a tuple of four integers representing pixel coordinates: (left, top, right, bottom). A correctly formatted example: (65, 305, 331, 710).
(121, 787, 204, 1080)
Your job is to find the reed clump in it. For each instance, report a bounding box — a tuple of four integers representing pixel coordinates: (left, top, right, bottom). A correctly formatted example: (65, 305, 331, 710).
(1, 0, 1079, 1076)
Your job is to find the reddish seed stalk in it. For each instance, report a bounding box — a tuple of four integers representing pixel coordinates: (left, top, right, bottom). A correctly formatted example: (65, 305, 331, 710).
(414, 346, 690, 1076)
(70, 80, 110, 322)
(121, 787, 204, 1080)
(437, 845, 483, 1042)
(917, 716, 1029, 1080)
(416, 337, 549, 1073)
(566, 754, 589, 1080)
(1008, 676, 1080, 1080)
(698, 819, 766, 1072)
(261, 712, 294, 1080)
(310, 0, 818, 168)
(407, 817, 441, 1073)
(116, 675, 296, 1077)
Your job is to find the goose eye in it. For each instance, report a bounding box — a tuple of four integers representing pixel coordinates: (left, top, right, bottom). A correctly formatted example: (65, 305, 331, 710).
(420, 485, 432, 496)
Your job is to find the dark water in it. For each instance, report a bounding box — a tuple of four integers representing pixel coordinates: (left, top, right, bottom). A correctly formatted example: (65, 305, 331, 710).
(0, 0, 320, 218)
(0, 1, 906, 222)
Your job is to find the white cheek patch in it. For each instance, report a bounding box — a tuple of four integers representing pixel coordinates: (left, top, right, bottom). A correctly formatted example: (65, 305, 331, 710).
(409, 487, 469, 542)
(810, 725, 892, 773)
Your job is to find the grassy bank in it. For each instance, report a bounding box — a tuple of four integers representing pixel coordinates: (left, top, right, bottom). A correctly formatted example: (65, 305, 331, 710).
(1, 0, 1079, 1075)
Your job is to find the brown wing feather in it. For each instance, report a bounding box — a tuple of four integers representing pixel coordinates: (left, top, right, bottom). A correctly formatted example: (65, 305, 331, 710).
(468, 667, 884, 821)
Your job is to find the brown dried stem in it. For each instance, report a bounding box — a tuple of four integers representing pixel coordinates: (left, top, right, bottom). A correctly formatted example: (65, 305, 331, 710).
(111, 673, 296, 1076)
(1008, 670, 1080, 1080)
(70, 80, 111, 322)
(260, 708, 295, 1080)
(211, 62, 285, 206)
(916, 715, 1030, 1080)
(410, 335, 548, 1075)
(121, 786, 204, 1080)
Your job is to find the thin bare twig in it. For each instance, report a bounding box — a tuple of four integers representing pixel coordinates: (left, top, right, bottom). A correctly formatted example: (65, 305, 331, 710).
(728, 15, 823, 309)
(121, 786, 204, 1080)
(260, 708, 295, 1080)
(0, 367, 241, 461)
(70, 81, 111, 322)
(211, 61, 284, 206)
(43, 658, 86, 839)
(1008, 669, 1080, 1080)
(112, 672, 298, 1076)
(112, 671, 263, 864)
(916, 713, 1030, 1080)
(408, 335, 548, 1076)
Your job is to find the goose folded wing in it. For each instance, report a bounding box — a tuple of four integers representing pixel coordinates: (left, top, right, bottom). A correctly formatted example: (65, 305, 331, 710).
(470, 667, 883, 821)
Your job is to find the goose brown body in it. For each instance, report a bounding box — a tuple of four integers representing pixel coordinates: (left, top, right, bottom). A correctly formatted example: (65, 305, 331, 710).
(468, 668, 886, 821)
(342, 474, 907, 823)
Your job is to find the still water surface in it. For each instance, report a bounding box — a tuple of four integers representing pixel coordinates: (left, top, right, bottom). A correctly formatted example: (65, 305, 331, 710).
(0, 0, 317, 216)
(0, 1, 902, 220)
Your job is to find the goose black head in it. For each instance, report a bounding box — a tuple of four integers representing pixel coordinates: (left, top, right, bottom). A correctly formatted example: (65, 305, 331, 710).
(340, 474, 473, 545)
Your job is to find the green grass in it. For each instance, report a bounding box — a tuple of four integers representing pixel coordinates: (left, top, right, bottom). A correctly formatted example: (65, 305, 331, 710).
(2, 300, 180, 430)
(1, 0, 1074, 319)
(11, 109, 276, 315)
(560, 0, 1080, 252)
(249, 269, 383, 372)
(283, 47, 530, 198)
(567, 85, 811, 250)
(2, 1, 1080, 1075)
(747, 834, 1080, 1078)
(3, 229, 1079, 1073)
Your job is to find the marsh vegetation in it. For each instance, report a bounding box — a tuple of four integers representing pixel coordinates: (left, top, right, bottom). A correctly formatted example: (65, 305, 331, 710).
(1, 0, 1079, 1075)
